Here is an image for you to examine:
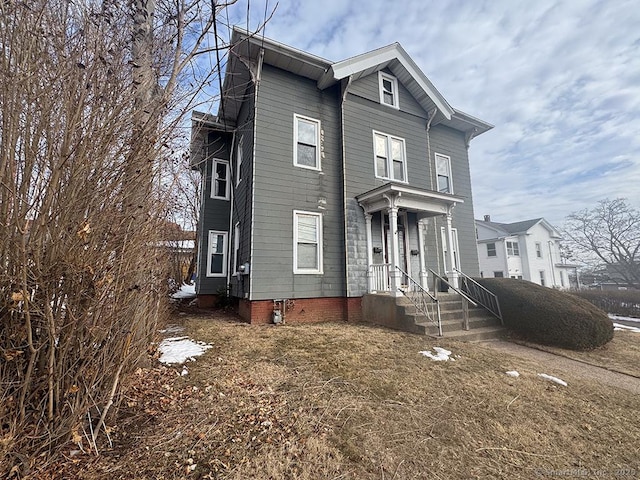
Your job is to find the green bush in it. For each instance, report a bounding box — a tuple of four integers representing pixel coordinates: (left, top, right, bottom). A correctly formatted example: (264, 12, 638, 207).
(476, 278, 613, 350)
(571, 289, 640, 318)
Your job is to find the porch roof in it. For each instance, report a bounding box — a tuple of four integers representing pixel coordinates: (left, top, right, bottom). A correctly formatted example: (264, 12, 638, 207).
(356, 183, 463, 216)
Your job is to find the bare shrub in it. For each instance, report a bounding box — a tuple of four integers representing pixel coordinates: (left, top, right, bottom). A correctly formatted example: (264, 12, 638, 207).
(0, 0, 242, 474)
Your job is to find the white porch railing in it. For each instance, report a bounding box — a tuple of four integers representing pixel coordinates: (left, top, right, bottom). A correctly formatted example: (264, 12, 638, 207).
(370, 263, 391, 292)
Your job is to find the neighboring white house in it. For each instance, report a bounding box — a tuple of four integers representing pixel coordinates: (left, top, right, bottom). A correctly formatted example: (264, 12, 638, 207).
(475, 216, 578, 289)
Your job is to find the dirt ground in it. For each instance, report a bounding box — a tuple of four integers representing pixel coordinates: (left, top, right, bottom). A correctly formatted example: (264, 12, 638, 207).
(36, 311, 640, 479)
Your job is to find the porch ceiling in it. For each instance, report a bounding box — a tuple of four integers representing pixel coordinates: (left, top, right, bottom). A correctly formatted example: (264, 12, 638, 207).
(356, 183, 463, 216)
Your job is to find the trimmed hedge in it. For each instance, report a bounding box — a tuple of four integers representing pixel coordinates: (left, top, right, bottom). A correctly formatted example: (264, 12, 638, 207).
(476, 278, 614, 350)
(571, 289, 640, 318)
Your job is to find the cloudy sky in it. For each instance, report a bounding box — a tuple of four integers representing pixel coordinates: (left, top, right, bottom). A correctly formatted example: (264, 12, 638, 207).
(215, 0, 640, 227)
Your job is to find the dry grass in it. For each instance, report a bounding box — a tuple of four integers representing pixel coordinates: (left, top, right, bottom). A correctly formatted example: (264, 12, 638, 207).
(40, 313, 640, 479)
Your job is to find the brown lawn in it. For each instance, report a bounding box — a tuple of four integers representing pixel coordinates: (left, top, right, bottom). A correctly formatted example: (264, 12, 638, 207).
(39, 312, 640, 479)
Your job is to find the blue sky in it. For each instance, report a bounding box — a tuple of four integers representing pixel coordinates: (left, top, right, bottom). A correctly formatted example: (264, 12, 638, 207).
(212, 0, 640, 227)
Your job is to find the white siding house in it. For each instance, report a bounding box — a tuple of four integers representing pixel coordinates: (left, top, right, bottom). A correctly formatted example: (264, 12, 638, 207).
(475, 216, 578, 289)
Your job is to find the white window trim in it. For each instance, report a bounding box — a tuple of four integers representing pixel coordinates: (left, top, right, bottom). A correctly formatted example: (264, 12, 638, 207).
(236, 136, 243, 186)
(435, 153, 453, 194)
(487, 242, 497, 257)
(378, 71, 399, 109)
(506, 240, 520, 256)
(210, 159, 230, 200)
(293, 114, 322, 171)
(535, 242, 543, 258)
(232, 222, 240, 276)
(293, 210, 323, 274)
(373, 130, 408, 183)
(206, 230, 228, 278)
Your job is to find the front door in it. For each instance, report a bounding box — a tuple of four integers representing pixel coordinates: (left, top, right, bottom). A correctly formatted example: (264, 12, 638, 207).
(383, 213, 408, 273)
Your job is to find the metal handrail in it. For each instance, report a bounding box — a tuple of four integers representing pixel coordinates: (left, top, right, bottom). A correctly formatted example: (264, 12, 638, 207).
(396, 267, 442, 336)
(454, 268, 503, 324)
(428, 269, 478, 307)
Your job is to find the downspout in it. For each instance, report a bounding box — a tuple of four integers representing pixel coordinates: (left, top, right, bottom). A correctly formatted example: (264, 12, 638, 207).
(226, 130, 237, 290)
(248, 47, 265, 302)
(425, 108, 437, 192)
(341, 75, 352, 298)
(425, 108, 439, 277)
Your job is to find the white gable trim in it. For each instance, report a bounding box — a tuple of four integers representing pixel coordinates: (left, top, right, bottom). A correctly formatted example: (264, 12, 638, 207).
(318, 43, 454, 120)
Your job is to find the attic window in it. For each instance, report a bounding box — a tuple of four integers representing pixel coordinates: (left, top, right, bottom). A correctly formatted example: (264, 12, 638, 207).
(379, 72, 399, 108)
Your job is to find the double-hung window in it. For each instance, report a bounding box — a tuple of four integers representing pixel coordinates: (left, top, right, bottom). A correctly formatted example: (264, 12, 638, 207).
(379, 72, 399, 108)
(206, 231, 227, 277)
(294, 114, 321, 170)
(535, 242, 543, 258)
(487, 242, 497, 257)
(506, 241, 520, 256)
(435, 153, 452, 193)
(293, 211, 323, 274)
(373, 131, 407, 182)
(211, 159, 229, 200)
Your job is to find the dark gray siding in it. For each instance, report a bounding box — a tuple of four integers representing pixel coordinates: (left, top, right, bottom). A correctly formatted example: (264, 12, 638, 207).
(343, 71, 480, 296)
(197, 132, 232, 294)
(250, 64, 345, 300)
(349, 68, 427, 118)
(430, 124, 480, 276)
(229, 82, 255, 299)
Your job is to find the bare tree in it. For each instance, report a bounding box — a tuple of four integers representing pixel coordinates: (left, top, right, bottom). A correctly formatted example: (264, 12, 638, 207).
(0, 0, 249, 474)
(564, 198, 640, 289)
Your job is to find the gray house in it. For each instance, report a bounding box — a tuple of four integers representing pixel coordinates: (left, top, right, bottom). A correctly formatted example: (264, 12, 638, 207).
(191, 27, 493, 325)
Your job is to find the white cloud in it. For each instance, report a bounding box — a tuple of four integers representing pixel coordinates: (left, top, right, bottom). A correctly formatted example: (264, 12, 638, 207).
(225, 0, 640, 227)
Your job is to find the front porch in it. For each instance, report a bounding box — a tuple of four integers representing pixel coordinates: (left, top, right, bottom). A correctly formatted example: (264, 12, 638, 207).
(356, 183, 463, 296)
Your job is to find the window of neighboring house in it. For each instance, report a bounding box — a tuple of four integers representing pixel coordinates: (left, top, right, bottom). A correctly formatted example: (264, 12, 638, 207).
(435, 153, 452, 193)
(294, 114, 321, 170)
(540, 270, 546, 286)
(211, 159, 229, 200)
(373, 131, 407, 182)
(236, 136, 243, 185)
(535, 242, 543, 258)
(206, 231, 227, 277)
(232, 223, 240, 275)
(494, 271, 504, 278)
(506, 241, 520, 256)
(378, 72, 399, 108)
(487, 243, 497, 257)
(293, 211, 323, 274)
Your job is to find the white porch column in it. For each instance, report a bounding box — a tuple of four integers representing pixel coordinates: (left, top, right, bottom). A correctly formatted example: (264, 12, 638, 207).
(445, 212, 459, 288)
(364, 213, 373, 293)
(388, 206, 402, 296)
(417, 218, 428, 290)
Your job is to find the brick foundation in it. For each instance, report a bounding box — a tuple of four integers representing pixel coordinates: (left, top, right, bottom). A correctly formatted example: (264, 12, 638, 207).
(236, 297, 362, 325)
(196, 294, 218, 309)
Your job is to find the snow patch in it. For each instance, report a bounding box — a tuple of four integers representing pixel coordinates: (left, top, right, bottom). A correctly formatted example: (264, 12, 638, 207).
(608, 314, 640, 323)
(419, 347, 453, 361)
(613, 323, 640, 333)
(538, 373, 567, 386)
(159, 336, 212, 364)
(505, 371, 520, 378)
(171, 283, 196, 300)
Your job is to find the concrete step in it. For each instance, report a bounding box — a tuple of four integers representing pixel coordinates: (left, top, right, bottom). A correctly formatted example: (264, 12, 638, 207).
(416, 317, 501, 335)
(434, 326, 506, 342)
